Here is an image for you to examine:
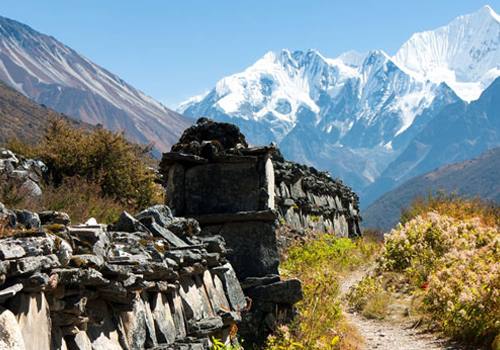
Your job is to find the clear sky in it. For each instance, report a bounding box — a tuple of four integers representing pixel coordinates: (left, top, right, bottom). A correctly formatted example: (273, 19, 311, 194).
(0, 1, 498, 108)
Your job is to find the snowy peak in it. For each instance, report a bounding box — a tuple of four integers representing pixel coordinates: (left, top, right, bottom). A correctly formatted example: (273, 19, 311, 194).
(393, 5, 500, 101)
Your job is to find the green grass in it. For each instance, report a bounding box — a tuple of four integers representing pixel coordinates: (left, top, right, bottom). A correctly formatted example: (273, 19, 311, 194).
(265, 235, 380, 350)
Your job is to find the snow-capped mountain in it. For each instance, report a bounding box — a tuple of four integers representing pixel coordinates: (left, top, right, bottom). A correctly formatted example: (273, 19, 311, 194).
(0, 15, 191, 152)
(394, 5, 500, 102)
(180, 5, 500, 205)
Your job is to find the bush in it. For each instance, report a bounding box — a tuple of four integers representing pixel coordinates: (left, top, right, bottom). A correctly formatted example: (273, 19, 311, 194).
(265, 236, 379, 349)
(381, 212, 497, 285)
(377, 207, 499, 344)
(424, 239, 500, 342)
(6, 118, 163, 209)
(401, 192, 499, 228)
(347, 276, 390, 320)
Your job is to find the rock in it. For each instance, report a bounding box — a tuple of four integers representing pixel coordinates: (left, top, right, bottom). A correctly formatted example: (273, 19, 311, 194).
(119, 296, 147, 350)
(240, 274, 281, 290)
(56, 239, 73, 266)
(38, 211, 71, 226)
(0, 234, 55, 260)
(214, 264, 247, 312)
(84, 218, 97, 226)
(9, 293, 51, 350)
(0, 203, 17, 227)
(7, 255, 60, 277)
(86, 300, 122, 350)
(248, 279, 303, 304)
(0, 306, 25, 350)
(136, 205, 174, 228)
(67, 225, 109, 257)
(171, 118, 248, 154)
(66, 331, 92, 350)
(0, 283, 23, 303)
(19, 273, 49, 292)
(112, 211, 148, 233)
(54, 268, 109, 287)
(150, 293, 176, 344)
(13, 210, 40, 230)
(69, 255, 104, 269)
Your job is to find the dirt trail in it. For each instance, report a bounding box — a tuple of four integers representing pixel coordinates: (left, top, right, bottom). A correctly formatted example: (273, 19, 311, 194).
(339, 269, 472, 350)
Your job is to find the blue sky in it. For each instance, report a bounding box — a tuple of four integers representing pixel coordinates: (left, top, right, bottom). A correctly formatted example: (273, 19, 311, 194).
(0, 1, 498, 108)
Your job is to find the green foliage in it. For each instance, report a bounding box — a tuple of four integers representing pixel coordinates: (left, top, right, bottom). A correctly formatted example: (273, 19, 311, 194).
(210, 337, 241, 350)
(347, 276, 391, 320)
(381, 212, 497, 285)
(424, 238, 499, 342)
(363, 197, 500, 346)
(9, 118, 163, 209)
(265, 236, 380, 349)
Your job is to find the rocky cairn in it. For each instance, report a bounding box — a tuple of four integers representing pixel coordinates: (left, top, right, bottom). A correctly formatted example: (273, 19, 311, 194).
(161, 118, 361, 346)
(0, 202, 246, 349)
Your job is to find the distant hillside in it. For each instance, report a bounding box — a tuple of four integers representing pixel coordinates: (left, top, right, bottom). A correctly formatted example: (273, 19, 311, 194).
(363, 147, 500, 231)
(0, 80, 86, 144)
(362, 76, 500, 207)
(0, 15, 191, 153)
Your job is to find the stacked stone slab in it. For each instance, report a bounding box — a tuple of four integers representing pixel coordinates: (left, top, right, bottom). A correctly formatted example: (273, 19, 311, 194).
(0, 148, 47, 199)
(0, 203, 245, 350)
(273, 151, 361, 239)
(160, 118, 303, 346)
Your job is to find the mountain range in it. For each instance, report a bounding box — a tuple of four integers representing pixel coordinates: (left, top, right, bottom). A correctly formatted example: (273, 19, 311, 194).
(363, 147, 500, 230)
(180, 5, 500, 207)
(0, 15, 191, 153)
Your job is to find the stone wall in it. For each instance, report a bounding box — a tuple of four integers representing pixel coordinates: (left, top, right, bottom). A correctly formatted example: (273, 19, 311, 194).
(274, 152, 361, 238)
(161, 119, 303, 346)
(0, 203, 245, 350)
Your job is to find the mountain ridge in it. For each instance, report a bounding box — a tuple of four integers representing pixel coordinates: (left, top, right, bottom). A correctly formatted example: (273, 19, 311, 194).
(180, 5, 500, 205)
(363, 146, 500, 230)
(0, 14, 192, 152)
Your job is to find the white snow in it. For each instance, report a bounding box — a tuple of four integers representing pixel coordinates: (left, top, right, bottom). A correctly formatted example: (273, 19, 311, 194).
(393, 5, 500, 101)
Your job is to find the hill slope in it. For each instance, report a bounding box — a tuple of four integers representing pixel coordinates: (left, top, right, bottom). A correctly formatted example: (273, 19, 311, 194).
(362, 147, 500, 230)
(0, 15, 191, 152)
(0, 80, 87, 144)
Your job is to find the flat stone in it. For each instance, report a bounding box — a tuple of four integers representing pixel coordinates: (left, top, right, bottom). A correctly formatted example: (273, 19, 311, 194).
(0, 234, 55, 260)
(247, 279, 303, 304)
(38, 211, 71, 226)
(0, 283, 23, 303)
(194, 210, 278, 225)
(112, 211, 149, 233)
(150, 292, 176, 344)
(0, 306, 25, 350)
(7, 254, 60, 277)
(54, 268, 109, 287)
(9, 293, 51, 350)
(215, 263, 247, 312)
(240, 274, 281, 290)
(66, 331, 92, 350)
(119, 296, 147, 350)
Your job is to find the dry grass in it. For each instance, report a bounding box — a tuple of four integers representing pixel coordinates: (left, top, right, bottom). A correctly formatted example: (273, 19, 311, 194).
(401, 192, 499, 228)
(265, 236, 381, 349)
(1, 176, 136, 224)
